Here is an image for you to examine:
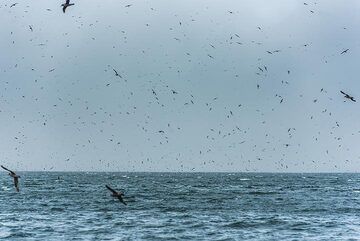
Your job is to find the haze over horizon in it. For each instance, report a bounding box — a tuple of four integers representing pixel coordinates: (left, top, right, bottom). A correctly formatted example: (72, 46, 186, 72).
(1, 0, 360, 172)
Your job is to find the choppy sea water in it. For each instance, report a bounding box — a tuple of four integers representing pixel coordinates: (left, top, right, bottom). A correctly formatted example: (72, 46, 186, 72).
(1, 172, 360, 240)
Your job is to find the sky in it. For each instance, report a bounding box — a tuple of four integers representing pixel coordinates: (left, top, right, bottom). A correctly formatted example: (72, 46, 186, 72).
(0, 0, 360, 172)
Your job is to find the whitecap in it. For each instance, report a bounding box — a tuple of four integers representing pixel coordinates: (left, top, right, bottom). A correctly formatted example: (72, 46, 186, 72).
(0, 228, 11, 238)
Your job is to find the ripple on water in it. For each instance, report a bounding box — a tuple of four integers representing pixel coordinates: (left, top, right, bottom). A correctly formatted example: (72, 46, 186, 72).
(1, 172, 360, 240)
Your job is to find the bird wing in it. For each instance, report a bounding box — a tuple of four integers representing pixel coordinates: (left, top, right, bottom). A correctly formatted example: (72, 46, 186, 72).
(66, 0, 70, 4)
(106, 185, 117, 194)
(1, 165, 15, 175)
(14, 176, 19, 192)
(117, 196, 127, 205)
(340, 91, 346, 96)
(62, 6, 66, 13)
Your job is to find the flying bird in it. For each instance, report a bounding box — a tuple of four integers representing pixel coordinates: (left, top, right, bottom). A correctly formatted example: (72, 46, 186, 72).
(340, 49, 349, 54)
(340, 91, 356, 102)
(106, 185, 127, 205)
(10, 3, 18, 8)
(61, 0, 74, 13)
(1, 165, 20, 192)
(112, 68, 122, 78)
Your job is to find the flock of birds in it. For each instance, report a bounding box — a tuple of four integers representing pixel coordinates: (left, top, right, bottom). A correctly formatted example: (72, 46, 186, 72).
(1, 0, 358, 173)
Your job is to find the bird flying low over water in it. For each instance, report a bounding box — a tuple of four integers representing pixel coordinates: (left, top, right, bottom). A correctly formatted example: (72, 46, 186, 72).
(1, 165, 20, 192)
(61, 0, 74, 13)
(106, 185, 127, 205)
(340, 91, 356, 102)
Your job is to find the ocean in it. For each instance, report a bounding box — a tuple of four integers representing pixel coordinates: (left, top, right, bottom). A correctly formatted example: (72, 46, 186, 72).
(1, 172, 359, 240)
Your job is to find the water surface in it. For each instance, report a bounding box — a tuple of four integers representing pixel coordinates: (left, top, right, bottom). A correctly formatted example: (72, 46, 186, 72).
(1, 173, 359, 240)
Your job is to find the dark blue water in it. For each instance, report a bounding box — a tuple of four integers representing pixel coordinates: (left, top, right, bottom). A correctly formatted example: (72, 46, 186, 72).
(1, 173, 360, 240)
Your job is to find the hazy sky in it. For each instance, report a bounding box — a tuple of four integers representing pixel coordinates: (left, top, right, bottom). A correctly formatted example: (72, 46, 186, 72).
(1, 0, 360, 172)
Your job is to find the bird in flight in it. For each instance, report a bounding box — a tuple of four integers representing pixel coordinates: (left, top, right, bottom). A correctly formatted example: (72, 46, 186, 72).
(106, 185, 127, 205)
(340, 49, 349, 54)
(10, 3, 18, 8)
(1, 165, 20, 192)
(112, 68, 122, 78)
(340, 91, 356, 102)
(61, 0, 74, 13)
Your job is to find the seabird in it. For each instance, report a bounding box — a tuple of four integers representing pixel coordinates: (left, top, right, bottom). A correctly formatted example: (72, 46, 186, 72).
(341, 49, 349, 54)
(340, 91, 356, 102)
(1, 165, 20, 192)
(112, 68, 122, 78)
(106, 185, 127, 205)
(61, 0, 74, 13)
(10, 3, 18, 8)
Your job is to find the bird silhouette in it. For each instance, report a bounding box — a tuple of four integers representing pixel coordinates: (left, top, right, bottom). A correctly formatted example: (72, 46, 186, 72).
(106, 185, 127, 205)
(1, 165, 20, 192)
(61, 0, 74, 13)
(113, 68, 122, 78)
(340, 91, 356, 102)
(340, 49, 349, 54)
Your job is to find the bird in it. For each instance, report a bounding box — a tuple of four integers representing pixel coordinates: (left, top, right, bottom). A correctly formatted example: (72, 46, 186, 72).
(106, 185, 127, 205)
(340, 49, 349, 54)
(112, 68, 122, 78)
(340, 91, 356, 102)
(10, 3, 18, 8)
(61, 0, 74, 13)
(1, 165, 20, 192)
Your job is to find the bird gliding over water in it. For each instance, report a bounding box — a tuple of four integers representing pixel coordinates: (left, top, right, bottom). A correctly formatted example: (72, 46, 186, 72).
(106, 185, 127, 205)
(1, 165, 20, 192)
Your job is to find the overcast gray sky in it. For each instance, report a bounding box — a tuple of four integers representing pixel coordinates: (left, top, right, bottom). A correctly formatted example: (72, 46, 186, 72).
(1, 0, 360, 172)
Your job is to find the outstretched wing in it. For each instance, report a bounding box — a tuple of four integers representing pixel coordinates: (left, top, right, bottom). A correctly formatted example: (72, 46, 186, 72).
(62, 5, 66, 13)
(341, 49, 349, 54)
(340, 91, 346, 96)
(106, 185, 117, 194)
(1, 165, 15, 175)
(14, 176, 19, 192)
(117, 196, 127, 205)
